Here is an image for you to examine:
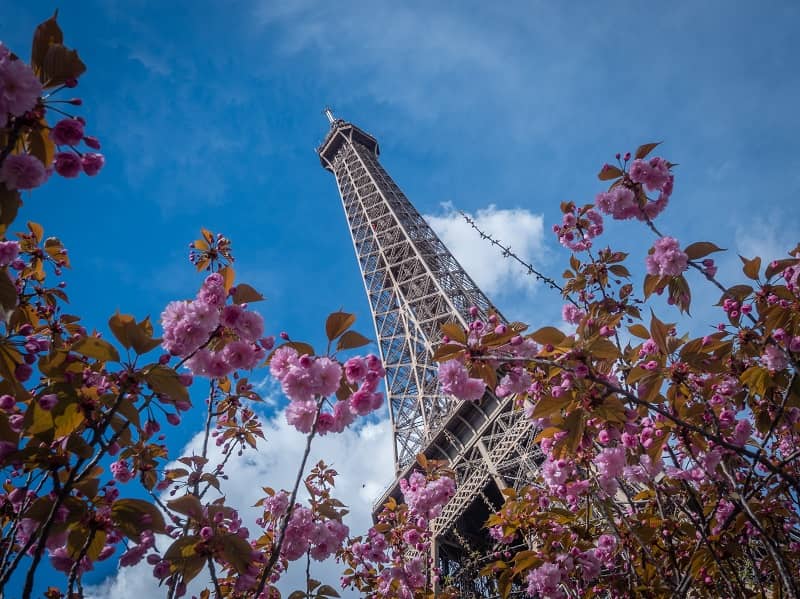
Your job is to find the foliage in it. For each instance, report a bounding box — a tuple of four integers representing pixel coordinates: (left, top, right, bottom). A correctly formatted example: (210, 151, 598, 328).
(3, 13, 799, 599)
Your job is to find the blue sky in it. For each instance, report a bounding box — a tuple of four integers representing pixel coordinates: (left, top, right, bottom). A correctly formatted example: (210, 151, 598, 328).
(2, 0, 800, 596)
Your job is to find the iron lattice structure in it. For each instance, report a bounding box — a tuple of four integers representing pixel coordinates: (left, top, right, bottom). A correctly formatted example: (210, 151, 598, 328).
(318, 111, 542, 596)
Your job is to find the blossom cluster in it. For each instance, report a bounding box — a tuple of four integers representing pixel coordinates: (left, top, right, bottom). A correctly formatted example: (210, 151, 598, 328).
(552, 205, 604, 252)
(595, 154, 673, 221)
(645, 235, 688, 277)
(0, 41, 104, 193)
(342, 471, 455, 598)
(270, 347, 385, 434)
(160, 272, 268, 377)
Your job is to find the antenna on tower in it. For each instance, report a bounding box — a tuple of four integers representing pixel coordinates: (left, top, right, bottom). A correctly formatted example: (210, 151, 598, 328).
(323, 106, 336, 124)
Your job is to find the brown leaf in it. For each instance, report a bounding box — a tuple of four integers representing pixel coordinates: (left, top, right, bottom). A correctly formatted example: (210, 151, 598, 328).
(0, 185, 21, 235)
(325, 311, 356, 341)
(145, 365, 189, 404)
(72, 336, 120, 362)
(649, 311, 670, 355)
(628, 324, 650, 340)
(108, 311, 135, 349)
(0, 269, 18, 313)
(431, 343, 465, 362)
(336, 330, 371, 350)
(27, 123, 55, 169)
(31, 11, 63, 75)
(232, 283, 264, 304)
(111, 498, 167, 539)
(40, 44, 86, 88)
(765, 258, 798, 279)
(530, 326, 565, 346)
(634, 142, 661, 160)
(684, 241, 725, 260)
(740, 255, 761, 281)
(597, 164, 624, 181)
(219, 265, 235, 292)
(166, 494, 204, 520)
(441, 321, 467, 345)
(220, 533, 256, 573)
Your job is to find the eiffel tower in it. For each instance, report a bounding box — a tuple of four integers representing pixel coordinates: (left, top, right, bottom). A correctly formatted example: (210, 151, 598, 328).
(317, 110, 542, 595)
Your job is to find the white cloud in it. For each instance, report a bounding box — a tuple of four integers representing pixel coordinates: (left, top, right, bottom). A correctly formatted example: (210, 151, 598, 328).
(424, 202, 546, 300)
(86, 407, 394, 599)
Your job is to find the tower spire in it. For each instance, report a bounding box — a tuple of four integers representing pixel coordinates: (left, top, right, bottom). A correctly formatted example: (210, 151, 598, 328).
(323, 106, 335, 124)
(317, 116, 542, 595)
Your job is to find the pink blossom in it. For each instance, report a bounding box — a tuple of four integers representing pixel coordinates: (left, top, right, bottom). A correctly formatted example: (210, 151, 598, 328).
(38, 393, 58, 411)
(0, 153, 46, 190)
(281, 363, 317, 402)
(285, 399, 317, 433)
(222, 340, 257, 370)
(762, 345, 789, 371)
(221, 304, 243, 328)
(0, 51, 42, 116)
(645, 236, 688, 277)
(53, 152, 82, 178)
(349, 387, 375, 416)
(263, 491, 289, 517)
(160, 300, 219, 357)
(315, 411, 336, 435)
(281, 506, 314, 560)
(235, 310, 264, 342)
(332, 399, 356, 431)
(81, 152, 104, 176)
(526, 562, 563, 598)
(206, 351, 232, 378)
(562, 303, 585, 325)
(50, 118, 85, 146)
(595, 446, 625, 496)
(343, 356, 367, 384)
(595, 185, 639, 220)
(437, 359, 485, 401)
(110, 460, 133, 483)
(269, 345, 298, 380)
(400, 472, 455, 519)
(185, 348, 211, 376)
(0, 241, 19, 267)
(629, 157, 672, 192)
(197, 273, 226, 307)
(314, 357, 342, 396)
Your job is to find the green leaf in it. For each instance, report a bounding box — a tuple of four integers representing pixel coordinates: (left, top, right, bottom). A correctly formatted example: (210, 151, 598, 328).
(325, 311, 356, 341)
(72, 336, 120, 362)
